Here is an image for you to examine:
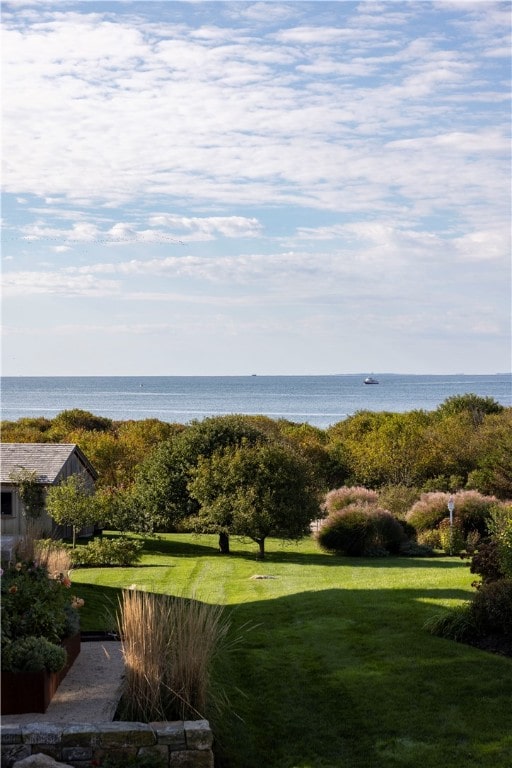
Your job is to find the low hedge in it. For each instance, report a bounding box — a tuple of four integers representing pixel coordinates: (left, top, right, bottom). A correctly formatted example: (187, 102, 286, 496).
(70, 537, 143, 567)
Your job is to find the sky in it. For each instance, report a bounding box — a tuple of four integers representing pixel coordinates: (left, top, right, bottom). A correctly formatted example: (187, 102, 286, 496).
(1, 0, 511, 376)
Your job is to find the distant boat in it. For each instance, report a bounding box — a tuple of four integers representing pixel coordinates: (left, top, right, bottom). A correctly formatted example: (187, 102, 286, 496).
(364, 376, 379, 385)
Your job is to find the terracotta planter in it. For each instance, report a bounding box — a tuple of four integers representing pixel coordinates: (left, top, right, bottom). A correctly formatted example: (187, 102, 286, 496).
(1, 633, 80, 715)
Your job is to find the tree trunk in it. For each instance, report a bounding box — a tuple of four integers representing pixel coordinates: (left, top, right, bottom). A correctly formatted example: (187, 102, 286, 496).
(257, 538, 265, 560)
(219, 531, 230, 554)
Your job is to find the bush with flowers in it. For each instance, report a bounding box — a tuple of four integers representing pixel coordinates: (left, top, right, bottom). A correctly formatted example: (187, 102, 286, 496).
(1, 559, 84, 674)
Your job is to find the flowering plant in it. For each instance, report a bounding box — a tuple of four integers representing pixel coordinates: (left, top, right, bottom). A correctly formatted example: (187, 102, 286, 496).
(1, 558, 84, 673)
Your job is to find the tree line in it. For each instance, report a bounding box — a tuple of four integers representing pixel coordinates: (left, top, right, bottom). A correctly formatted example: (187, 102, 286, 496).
(3, 394, 510, 558)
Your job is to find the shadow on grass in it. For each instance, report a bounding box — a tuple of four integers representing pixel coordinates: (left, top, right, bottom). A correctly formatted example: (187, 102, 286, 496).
(141, 535, 468, 569)
(213, 587, 512, 768)
(75, 578, 511, 768)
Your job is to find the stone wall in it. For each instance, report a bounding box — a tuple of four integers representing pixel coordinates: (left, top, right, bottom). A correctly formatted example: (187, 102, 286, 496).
(0, 720, 214, 768)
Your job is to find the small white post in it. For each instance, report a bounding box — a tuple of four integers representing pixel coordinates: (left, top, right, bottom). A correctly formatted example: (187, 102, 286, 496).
(447, 497, 455, 555)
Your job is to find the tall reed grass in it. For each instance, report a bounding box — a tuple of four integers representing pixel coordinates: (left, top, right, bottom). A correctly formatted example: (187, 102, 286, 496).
(35, 538, 72, 576)
(117, 589, 230, 722)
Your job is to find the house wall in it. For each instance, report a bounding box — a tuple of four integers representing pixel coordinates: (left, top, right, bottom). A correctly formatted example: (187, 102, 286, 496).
(0, 451, 96, 543)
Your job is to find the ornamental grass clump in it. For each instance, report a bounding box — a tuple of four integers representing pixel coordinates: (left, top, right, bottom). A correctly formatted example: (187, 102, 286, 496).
(321, 486, 379, 516)
(317, 505, 405, 557)
(117, 588, 230, 722)
(406, 491, 503, 554)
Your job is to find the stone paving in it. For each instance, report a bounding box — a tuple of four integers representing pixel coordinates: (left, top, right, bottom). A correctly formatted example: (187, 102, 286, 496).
(1, 642, 124, 725)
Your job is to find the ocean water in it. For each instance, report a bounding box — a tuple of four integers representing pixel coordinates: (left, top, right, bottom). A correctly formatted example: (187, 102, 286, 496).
(1, 374, 510, 429)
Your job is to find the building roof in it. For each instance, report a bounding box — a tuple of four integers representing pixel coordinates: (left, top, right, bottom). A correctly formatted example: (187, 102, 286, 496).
(0, 443, 98, 484)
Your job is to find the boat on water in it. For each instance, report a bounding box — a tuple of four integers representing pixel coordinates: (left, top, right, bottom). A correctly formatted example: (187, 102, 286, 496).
(364, 376, 379, 385)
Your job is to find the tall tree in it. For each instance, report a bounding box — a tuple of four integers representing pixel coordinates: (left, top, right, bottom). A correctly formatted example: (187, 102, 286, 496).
(188, 442, 320, 559)
(131, 415, 267, 548)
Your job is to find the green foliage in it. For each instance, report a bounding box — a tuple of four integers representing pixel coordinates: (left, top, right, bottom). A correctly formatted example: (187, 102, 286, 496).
(189, 441, 320, 558)
(131, 415, 267, 533)
(46, 473, 97, 547)
(466, 410, 512, 499)
(406, 490, 498, 542)
(417, 528, 441, 549)
(72, 534, 512, 767)
(51, 408, 113, 435)
(377, 484, 420, 518)
(2, 635, 67, 673)
(438, 518, 465, 555)
(470, 540, 507, 584)
(436, 393, 504, 425)
(487, 505, 512, 578)
(317, 506, 405, 557)
(470, 579, 512, 638)
(70, 537, 143, 567)
(327, 410, 436, 487)
(1, 557, 83, 674)
(424, 603, 476, 641)
(1, 560, 80, 657)
(10, 469, 46, 519)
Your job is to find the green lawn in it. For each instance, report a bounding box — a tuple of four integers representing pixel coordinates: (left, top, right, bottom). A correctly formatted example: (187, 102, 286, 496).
(70, 533, 512, 768)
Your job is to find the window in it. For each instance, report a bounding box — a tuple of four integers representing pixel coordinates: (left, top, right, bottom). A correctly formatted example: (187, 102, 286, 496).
(1, 491, 13, 516)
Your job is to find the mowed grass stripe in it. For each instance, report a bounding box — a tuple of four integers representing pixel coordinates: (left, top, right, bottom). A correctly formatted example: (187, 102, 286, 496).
(71, 533, 512, 768)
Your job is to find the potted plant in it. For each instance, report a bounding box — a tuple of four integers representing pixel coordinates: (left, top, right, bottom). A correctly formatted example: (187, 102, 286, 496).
(1, 558, 83, 714)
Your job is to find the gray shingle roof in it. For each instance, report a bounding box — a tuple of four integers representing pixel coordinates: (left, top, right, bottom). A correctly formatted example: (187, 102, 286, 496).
(0, 443, 97, 484)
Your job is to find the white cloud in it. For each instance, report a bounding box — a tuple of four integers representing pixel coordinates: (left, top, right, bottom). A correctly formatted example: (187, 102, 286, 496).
(1, 2, 509, 376)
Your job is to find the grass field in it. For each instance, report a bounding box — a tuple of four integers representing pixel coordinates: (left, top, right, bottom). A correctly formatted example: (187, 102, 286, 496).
(70, 533, 512, 768)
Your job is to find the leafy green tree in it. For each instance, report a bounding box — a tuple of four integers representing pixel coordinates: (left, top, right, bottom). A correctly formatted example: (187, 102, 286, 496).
(130, 415, 267, 546)
(50, 409, 113, 438)
(188, 442, 320, 559)
(45, 474, 97, 547)
(436, 394, 504, 427)
(467, 410, 512, 499)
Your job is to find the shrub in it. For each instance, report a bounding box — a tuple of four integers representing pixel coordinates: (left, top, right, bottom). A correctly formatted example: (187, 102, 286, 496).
(451, 490, 497, 537)
(373, 509, 407, 555)
(417, 529, 441, 549)
(2, 635, 67, 673)
(321, 486, 378, 516)
(470, 579, 512, 638)
(406, 490, 498, 540)
(405, 492, 450, 532)
(470, 540, 506, 584)
(317, 508, 375, 556)
(488, 505, 512, 578)
(398, 540, 434, 557)
(1, 560, 80, 644)
(70, 537, 143, 567)
(317, 506, 405, 557)
(438, 518, 465, 556)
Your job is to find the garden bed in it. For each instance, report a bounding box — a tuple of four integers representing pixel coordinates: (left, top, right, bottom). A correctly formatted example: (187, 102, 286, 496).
(1, 633, 80, 715)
